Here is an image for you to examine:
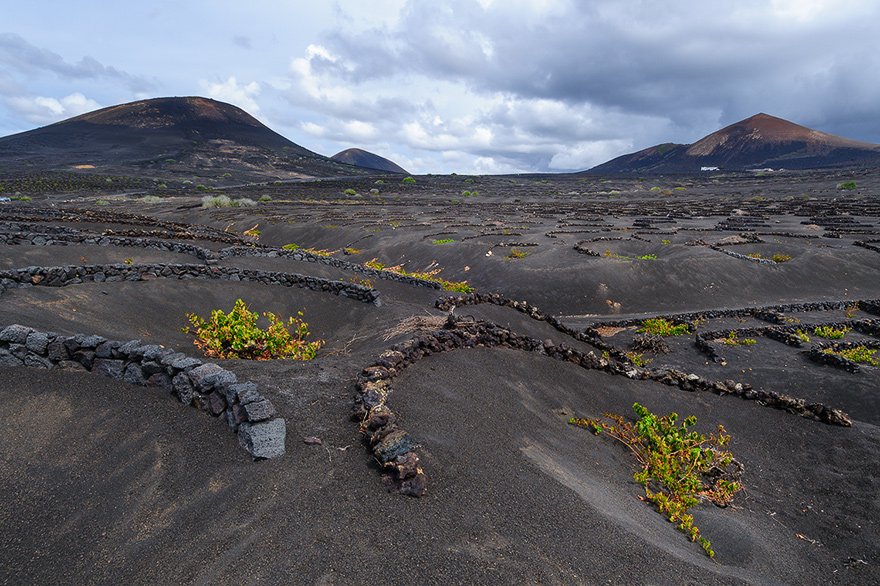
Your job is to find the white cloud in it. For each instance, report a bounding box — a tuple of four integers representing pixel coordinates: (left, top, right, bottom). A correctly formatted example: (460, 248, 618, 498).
(6, 92, 101, 125)
(199, 76, 262, 116)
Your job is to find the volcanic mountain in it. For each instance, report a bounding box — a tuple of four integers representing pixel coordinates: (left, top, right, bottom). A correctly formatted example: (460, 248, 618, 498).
(588, 113, 880, 173)
(0, 96, 374, 181)
(331, 148, 408, 174)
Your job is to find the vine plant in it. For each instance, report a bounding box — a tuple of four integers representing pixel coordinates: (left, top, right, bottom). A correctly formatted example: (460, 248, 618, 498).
(570, 403, 742, 557)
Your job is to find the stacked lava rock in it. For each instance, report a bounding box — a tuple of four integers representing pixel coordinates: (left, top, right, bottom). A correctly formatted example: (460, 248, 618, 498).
(0, 324, 285, 460)
(351, 351, 426, 497)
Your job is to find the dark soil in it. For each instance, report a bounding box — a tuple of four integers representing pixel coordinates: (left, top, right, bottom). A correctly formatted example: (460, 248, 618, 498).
(1, 167, 879, 585)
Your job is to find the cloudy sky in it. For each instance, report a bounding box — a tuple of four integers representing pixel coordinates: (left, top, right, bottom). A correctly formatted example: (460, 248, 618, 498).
(2, 0, 879, 173)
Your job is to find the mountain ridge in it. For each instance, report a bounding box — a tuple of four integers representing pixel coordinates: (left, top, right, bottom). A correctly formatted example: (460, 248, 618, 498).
(588, 113, 880, 174)
(0, 96, 375, 181)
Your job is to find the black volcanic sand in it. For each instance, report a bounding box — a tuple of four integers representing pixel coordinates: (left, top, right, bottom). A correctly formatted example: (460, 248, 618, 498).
(2, 169, 879, 585)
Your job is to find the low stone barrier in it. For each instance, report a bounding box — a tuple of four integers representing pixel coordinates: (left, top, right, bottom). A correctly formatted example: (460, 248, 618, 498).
(0, 324, 285, 460)
(807, 339, 880, 373)
(218, 246, 443, 290)
(0, 228, 214, 261)
(354, 315, 854, 497)
(0, 262, 380, 306)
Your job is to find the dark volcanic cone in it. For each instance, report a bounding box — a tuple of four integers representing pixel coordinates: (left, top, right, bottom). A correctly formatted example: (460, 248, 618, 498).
(331, 148, 408, 174)
(0, 96, 367, 180)
(588, 113, 880, 173)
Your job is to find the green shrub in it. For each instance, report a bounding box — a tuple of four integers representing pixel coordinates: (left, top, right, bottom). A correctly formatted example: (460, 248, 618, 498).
(771, 254, 792, 263)
(343, 189, 357, 195)
(282, 243, 300, 250)
(638, 318, 690, 336)
(837, 181, 857, 190)
(364, 258, 473, 293)
(402, 177, 416, 184)
(504, 248, 529, 259)
(139, 196, 162, 204)
(570, 404, 741, 557)
(259, 195, 272, 202)
(183, 299, 322, 360)
(722, 332, 756, 346)
(433, 239, 455, 245)
(201, 194, 233, 208)
(824, 346, 878, 365)
(814, 326, 848, 339)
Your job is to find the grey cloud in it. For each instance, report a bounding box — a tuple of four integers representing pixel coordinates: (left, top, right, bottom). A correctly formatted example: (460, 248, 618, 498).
(321, 1, 880, 146)
(232, 35, 253, 50)
(0, 33, 153, 92)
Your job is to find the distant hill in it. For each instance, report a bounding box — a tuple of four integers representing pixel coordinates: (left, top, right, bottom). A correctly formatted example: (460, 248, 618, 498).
(331, 148, 407, 174)
(587, 113, 880, 173)
(0, 96, 370, 181)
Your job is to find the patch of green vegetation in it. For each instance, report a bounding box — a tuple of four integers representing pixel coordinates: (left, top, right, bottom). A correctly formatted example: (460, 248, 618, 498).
(303, 247, 338, 257)
(638, 318, 690, 337)
(745, 253, 791, 263)
(504, 248, 529, 259)
(139, 196, 162, 204)
(375, 180, 385, 185)
(722, 332, 757, 346)
(604, 251, 656, 261)
(795, 330, 811, 343)
(824, 346, 878, 365)
(259, 195, 272, 202)
(201, 195, 256, 208)
(364, 258, 473, 293)
(343, 247, 363, 255)
(282, 243, 300, 250)
(433, 239, 455, 245)
(462, 190, 479, 196)
(183, 299, 322, 360)
(814, 326, 849, 339)
(570, 403, 741, 558)
(343, 189, 357, 195)
(625, 351, 652, 367)
(651, 186, 661, 191)
(402, 177, 416, 184)
(837, 181, 857, 190)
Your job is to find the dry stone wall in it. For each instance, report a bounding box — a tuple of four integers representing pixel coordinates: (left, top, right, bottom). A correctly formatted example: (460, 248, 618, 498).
(0, 262, 380, 305)
(0, 324, 285, 460)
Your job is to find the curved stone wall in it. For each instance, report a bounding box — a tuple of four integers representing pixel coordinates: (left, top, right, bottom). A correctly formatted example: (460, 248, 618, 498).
(0, 324, 285, 460)
(0, 262, 380, 306)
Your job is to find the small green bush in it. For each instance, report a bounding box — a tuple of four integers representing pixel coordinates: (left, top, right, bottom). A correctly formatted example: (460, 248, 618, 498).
(638, 318, 690, 336)
(722, 332, 756, 346)
(282, 243, 300, 250)
(259, 195, 272, 202)
(570, 403, 741, 558)
(504, 248, 529, 259)
(433, 239, 455, 245)
(824, 346, 878, 365)
(402, 177, 416, 184)
(837, 181, 857, 190)
(201, 195, 233, 208)
(343, 189, 357, 195)
(183, 299, 322, 360)
(814, 326, 848, 339)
